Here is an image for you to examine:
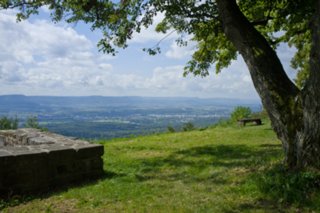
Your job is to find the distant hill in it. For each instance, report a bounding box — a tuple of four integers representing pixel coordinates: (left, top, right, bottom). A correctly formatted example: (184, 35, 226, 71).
(0, 95, 260, 111)
(0, 95, 262, 139)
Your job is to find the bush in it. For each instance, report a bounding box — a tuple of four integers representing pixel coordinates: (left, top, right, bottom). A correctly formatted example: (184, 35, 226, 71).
(252, 107, 269, 120)
(24, 116, 40, 128)
(230, 106, 252, 122)
(0, 116, 19, 130)
(213, 118, 233, 128)
(24, 115, 47, 131)
(167, 125, 176, 133)
(182, 122, 195, 132)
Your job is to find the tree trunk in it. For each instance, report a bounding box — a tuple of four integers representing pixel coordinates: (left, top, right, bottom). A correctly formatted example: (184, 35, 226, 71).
(216, 0, 320, 170)
(298, 0, 320, 168)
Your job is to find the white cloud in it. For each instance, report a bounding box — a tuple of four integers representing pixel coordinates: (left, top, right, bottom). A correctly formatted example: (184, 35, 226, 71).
(165, 41, 195, 59)
(0, 10, 261, 99)
(0, 10, 114, 95)
(130, 13, 178, 44)
(101, 60, 259, 99)
(141, 59, 259, 99)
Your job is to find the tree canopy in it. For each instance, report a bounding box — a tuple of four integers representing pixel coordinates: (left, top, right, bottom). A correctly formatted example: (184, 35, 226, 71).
(0, 0, 313, 83)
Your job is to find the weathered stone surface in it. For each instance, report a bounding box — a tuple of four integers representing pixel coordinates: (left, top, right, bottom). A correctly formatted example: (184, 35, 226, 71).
(0, 128, 104, 196)
(0, 150, 11, 157)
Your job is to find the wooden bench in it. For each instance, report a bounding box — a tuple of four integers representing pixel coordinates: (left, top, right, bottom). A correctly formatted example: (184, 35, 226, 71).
(238, 118, 262, 126)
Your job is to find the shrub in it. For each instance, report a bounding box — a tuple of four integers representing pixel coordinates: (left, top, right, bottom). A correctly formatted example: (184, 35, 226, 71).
(252, 107, 269, 120)
(167, 125, 176, 133)
(0, 116, 19, 130)
(24, 116, 40, 129)
(230, 106, 252, 122)
(24, 115, 47, 131)
(182, 122, 195, 132)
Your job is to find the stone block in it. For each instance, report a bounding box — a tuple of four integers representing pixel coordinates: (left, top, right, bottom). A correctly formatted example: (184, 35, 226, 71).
(76, 144, 104, 159)
(0, 128, 104, 196)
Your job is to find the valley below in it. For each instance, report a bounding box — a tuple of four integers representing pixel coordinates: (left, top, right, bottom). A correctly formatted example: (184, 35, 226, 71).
(0, 95, 261, 139)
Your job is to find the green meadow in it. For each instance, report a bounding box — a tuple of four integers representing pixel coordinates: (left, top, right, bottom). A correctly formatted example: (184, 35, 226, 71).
(2, 122, 320, 212)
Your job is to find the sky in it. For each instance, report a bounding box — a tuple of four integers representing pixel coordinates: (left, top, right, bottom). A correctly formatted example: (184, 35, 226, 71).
(0, 8, 298, 100)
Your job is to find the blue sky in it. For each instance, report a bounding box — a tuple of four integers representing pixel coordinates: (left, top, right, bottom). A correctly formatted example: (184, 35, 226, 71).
(0, 9, 297, 100)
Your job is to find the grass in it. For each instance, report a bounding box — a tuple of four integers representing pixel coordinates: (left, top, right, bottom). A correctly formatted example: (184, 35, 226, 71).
(2, 122, 320, 212)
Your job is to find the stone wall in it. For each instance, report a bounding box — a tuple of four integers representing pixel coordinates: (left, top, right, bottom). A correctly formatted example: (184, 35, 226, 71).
(0, 129, 104, 196)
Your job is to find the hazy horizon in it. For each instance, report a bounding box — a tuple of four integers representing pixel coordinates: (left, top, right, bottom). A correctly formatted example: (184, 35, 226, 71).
(0, 94, 261, 102)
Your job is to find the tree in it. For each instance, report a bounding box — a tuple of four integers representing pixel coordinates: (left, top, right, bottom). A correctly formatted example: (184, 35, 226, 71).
(182, 122, 195, 132)
(24, 115, 48, 131)
(1, 0, 319, 170)
(0, 116, 18, 130)
(24, 115, 40, 129)
(167, 125, 176, 133)
(231, 106, 252, 122)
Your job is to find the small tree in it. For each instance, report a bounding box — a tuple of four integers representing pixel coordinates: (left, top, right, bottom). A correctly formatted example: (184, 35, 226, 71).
(231, 106, 252, 122)
(0, 116, 19, 130)
(24, 116, 48, 131)
(167, 125, 176, 133)
(182, 122, 196, 132)
(24, 116, 40, 129)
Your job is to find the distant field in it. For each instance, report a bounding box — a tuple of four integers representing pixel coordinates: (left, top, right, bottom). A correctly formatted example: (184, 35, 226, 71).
(2, 122, 320, 212)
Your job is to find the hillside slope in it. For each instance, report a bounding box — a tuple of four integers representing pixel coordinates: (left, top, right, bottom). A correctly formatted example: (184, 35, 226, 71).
(2, 124, 320, 212)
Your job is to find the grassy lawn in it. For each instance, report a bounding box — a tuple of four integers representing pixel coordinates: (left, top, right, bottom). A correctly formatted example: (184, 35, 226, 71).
(2, 123, 320, 212)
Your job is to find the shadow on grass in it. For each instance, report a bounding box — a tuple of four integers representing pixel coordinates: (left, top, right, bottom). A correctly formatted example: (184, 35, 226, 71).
(237, 164, 320, 212)
(259, 143, 282, 148)
(0, 170, 125, 210)
(135, 143, 282, 184)
(136, 143, 320, 211)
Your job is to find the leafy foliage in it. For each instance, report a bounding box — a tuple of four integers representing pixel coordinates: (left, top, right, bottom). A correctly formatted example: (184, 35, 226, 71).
(24, 115, 47, 131)
(230, 106, 252, 122)
(167, 125, 176, 133)
(24, 115, 40, 129)
(0, 116, 18, 130)
(181, 122, 195, 131)
(0, 0, 314, 82)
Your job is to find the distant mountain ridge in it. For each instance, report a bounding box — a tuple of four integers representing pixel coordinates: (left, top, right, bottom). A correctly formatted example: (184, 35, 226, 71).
(0, 95, 260, 111)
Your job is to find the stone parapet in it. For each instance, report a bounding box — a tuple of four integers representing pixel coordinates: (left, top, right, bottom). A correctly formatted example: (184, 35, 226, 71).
(0, 129, 104, 196)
